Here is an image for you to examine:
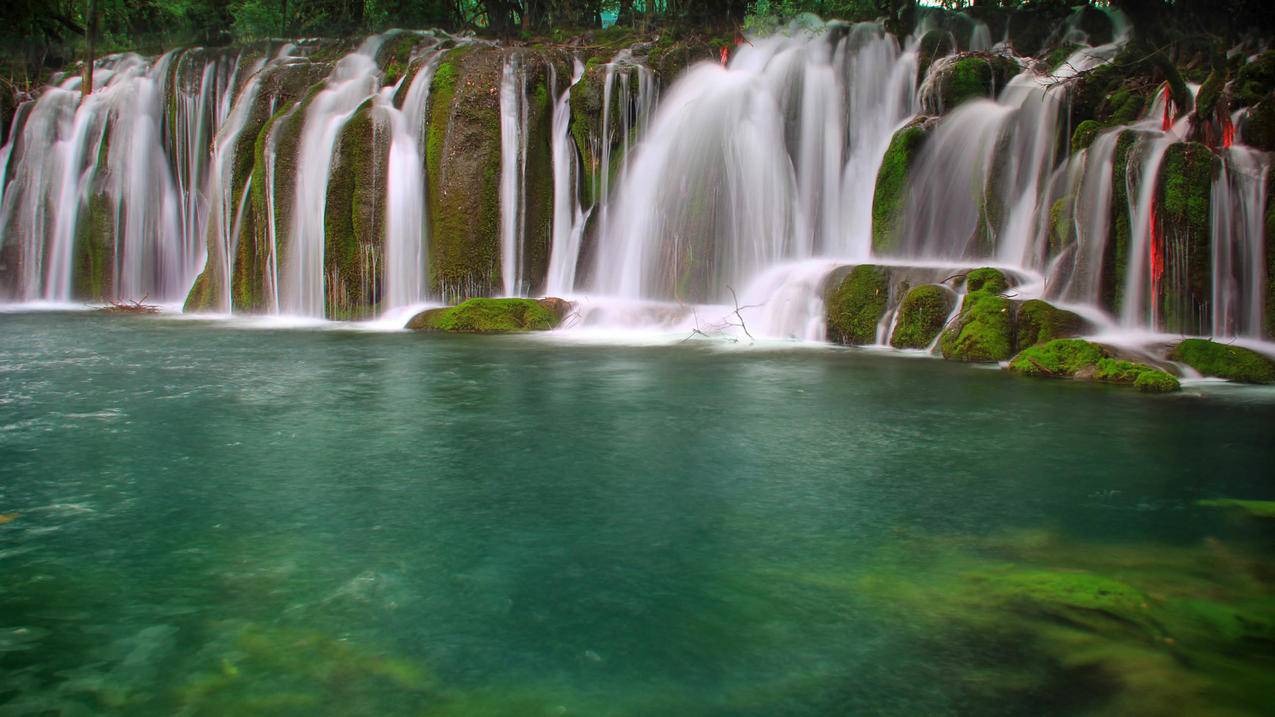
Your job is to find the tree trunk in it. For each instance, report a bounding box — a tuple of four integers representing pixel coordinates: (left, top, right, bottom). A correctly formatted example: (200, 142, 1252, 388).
(81, 0, 97, 99)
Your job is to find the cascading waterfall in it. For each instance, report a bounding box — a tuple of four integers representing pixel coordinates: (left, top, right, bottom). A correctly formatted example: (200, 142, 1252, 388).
(280, 35, 389, 317)
(592, 23, 916, 306)
(1210, 147, 1269, 337)
(545, 58, 587, 296)
(383, 43, 444, 313)
(0, 14, 1269, 349)
(499, 52, 530, 297)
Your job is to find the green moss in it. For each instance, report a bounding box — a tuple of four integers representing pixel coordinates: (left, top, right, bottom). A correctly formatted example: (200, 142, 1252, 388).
(521, 69, 556, 296)
(1268, 182, 1275, 340)
(1169, 339, 1275, 384)
(978, 569, 1152, 629)
(1157, 143, 1215, 334)
(1242, 98, 1275, 152)
(1196, 499, 1275, 519)
(941, 292, 1013, 362)
(889, 284, 954, 349)
(72, 190, 114, 301)
(826, 265, 889, 346)
(1008, 338, 1105, 376)
(324, 101, 387, 320)
(406, 297, 560, 333)
(1070, 119, 1102, 154)
(938, 54, 1019, 111)
(916, 29, 954, 79)
(1048, 196, 1072, 256)
(1101, 130, 1138, 314)
(871, 125, 927, 254)
(964, 267, 1008, 294)
(1014, 299, 1085, 350)
(1046, 43, 1082, 72)
(1232, 51, 1275, 109)
(425, 46, 503, 299)
(1008, 339, 1181, 392)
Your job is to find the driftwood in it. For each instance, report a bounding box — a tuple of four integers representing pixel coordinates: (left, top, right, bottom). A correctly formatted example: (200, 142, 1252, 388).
(98, 295, 160, 314)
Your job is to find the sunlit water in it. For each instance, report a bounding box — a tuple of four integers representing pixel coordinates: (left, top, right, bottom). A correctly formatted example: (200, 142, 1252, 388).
(1, 313, 1273, 715)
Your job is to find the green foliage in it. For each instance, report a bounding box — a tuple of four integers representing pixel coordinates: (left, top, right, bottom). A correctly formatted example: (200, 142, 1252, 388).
(889, 284, 953, 349)
(1169, 339, 1275, 384)
(407, 297, 560, 332)
(825, 265, 888, 346)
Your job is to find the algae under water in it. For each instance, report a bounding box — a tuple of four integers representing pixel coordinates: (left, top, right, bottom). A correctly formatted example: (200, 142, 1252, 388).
(0, 312, 1273, 715)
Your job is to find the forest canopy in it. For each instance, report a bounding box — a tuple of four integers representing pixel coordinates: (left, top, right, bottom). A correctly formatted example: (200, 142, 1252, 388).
(1, 0, 1272, 85)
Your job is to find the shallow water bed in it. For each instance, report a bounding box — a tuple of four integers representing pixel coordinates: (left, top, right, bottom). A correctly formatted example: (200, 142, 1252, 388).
(1, 312, 1273, 715)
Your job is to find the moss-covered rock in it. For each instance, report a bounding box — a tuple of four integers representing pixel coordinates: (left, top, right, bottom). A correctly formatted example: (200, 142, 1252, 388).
(889, 284, 955, 349)
(964, 267, 1008, 295)
(425, 46, 504, 301)
(520, 59, 556, 296)
(1008, 338, 1181, 393)
(1070, 119, 1102, 154)
(941, 292, 1014, 362)
(1232, 51, 1275, 109)
(934, 54, 1020, 112)
(323, 101, 387, 320)
(871, 123, 928, 254)
(1156, 142, 1216, 335)
(1101, 130, 1139, 315)
(1014, 299, 1086, 350)
(826, 265, 889, 346)
(940, 267, 1015, 362)
(406, 297, 566, 332)
(1240, 97, 1275, 152)
(1169, 339, 1275, 384)
(916, 29, 954, 80)
(72, 187, 115, 302)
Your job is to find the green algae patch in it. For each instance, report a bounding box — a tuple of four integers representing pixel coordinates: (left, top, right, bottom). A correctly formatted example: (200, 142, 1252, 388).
(963, 266, 1008, 295)
(1196, 499, 1275, 520)
(825, 265, 888, 346)
(407, 297, 566, 333)
(871, 123, 927, 254)
(1170, 339, 1275, 384)
(889, 284, 954, 349)
(1156, 142, 1216, 334)
(1070, 118, 1102, 153)
(1014, 299, 1086, 349)
(1009, 339, 1180, 393)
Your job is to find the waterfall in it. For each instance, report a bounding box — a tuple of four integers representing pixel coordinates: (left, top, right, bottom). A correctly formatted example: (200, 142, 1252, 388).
(545, 57, 587, 296)
(1211, 147, 1269, 337)
(499, 52, 530, 297)
(1059, 129, 1120, 304)
(383, 46, 444, 312)
(280, 36, 388, 317)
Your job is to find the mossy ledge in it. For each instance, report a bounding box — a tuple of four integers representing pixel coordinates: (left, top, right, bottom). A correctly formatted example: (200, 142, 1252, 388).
(1008, 339, 1181, 393)
(1169, 339, 1275, 384)
(406, 297, 571, 333)
(889, 284, 954, 350)
(939, 267, 1013, 362)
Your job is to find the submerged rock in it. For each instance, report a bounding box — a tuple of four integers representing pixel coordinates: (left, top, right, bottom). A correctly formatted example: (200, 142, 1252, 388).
(1169, 339, 1275, 384)
(1196, 498, 1275, 519)
(1008, 338, 1180, 393)
(407, 297, 570, 333)
(889, 284, 955, 349)
(826, 265, 889, 346)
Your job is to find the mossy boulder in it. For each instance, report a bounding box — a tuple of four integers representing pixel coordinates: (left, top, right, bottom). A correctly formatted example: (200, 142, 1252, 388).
(406, 297, 567, 333)
(1155, 142, 1216, 335)
(72, 187, 115, 302)
(1231, 51, 1275, 109)
(940, 267, 1015, 362)
(1169, 339, 1275, 384)
(871, 122, 929, 254)
(916, 29, 954, 80)
(1070, 119, 1102, 153)
(1101, 130, 1139, 315)
(425, 46, 504, 301)
(1240, 97, 1275, 152)
(933, 54, 1020, 112)
(1014, 299, 1087, 350)
(826, 265, 889, 346)
(1008, 339, 1181, 393)
(889, 284, 955, 349)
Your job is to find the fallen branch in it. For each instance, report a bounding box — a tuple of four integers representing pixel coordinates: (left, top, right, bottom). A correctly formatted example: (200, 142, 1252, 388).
(99, 294, 160, 314)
